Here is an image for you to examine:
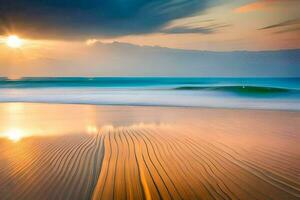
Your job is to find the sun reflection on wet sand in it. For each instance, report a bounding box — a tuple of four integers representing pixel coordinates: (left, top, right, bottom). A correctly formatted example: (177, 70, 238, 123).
(0, 103, 174, 140)
(86, 125, 98, 134)
(5, 128, 24, 142)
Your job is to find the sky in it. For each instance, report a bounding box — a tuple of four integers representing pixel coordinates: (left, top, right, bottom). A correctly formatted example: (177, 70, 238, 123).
(0, 0, 300, 77)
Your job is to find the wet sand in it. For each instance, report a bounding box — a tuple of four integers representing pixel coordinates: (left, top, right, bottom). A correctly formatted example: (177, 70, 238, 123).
(0, 103, 299, 200)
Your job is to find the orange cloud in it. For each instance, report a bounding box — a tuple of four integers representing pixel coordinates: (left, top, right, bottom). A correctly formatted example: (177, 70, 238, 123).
(234, 0, 293, 13)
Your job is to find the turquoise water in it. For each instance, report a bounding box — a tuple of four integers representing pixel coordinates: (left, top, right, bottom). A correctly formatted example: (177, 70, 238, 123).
(1, 77, 300, 90)
(0, 77, 299, 110)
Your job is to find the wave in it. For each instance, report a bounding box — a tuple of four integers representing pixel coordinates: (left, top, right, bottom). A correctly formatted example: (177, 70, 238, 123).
(174, 85, 295, 95)
(0, 87, 299, 110)
(0, 78, 299, 110)
(0, 77, 210, 88)
(1, 77, 299, 90)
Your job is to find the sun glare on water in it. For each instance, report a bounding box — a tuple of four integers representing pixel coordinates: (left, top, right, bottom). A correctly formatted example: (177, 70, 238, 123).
(6, 35, 23, 48)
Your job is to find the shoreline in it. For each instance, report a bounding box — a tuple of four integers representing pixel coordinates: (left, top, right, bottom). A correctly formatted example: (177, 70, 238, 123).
(0, 100, 299, 112)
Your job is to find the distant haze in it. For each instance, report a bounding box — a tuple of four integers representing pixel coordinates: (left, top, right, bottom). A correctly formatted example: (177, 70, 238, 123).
(1, 42, 299, 77)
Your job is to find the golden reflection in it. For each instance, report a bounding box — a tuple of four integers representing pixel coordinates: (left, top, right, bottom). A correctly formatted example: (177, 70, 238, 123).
(0, 103, 177, 140)
(5, 128, 24, 142)
(86, 125, 98, 134)
(6, 103, 24, 112)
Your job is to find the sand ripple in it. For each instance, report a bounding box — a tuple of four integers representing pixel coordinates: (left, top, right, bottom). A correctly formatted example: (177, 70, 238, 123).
(0, 108, 299, 200)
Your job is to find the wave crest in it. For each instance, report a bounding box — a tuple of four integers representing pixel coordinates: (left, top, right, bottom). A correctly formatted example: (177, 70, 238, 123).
(174, 85, 292, 94)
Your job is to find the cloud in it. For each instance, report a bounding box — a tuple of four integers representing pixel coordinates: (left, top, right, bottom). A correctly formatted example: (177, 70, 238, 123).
(160, 26, 214, 34)
(234, 0, 296, 13)
(275, 27, 300, 34)
(0, 0, 216, 39)
(258, 19, 300, 34)
(259, 19, 300, 30)
(160, 23, 229, 34)
(3, 41, 300, 77)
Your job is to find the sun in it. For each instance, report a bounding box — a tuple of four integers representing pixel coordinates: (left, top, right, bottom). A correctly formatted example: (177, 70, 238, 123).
(6, 35, 23, 48)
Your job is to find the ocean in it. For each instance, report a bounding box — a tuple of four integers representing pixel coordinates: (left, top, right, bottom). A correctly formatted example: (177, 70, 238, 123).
(0, 77, 299, 110)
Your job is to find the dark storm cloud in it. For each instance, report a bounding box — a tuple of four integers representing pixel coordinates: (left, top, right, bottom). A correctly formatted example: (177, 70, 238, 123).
(0, 0, 215, 39)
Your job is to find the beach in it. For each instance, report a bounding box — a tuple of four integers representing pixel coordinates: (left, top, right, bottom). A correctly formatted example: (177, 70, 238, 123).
(1, 0, 300, 199)
(0, 103, 299, 200)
